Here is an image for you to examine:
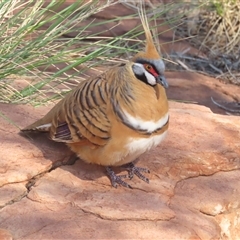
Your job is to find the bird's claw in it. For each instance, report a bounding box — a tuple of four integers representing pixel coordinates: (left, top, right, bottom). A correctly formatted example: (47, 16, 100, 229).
(123, 162, 150, 183)
(106, 163, 150, 188)
(106, 167, 132, 188)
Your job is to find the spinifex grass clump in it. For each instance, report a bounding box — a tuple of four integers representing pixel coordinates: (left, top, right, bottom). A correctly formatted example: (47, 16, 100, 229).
(0, 0, 117, 105)
(0, 0, 180, 105)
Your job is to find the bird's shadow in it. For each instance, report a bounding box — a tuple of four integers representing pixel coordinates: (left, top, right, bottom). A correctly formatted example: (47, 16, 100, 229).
(19, 131, 127, 186)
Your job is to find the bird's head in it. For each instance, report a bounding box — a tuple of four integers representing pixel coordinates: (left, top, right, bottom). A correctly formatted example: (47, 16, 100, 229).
(131, 55, 168, 89)
(131, 10, 168, 89)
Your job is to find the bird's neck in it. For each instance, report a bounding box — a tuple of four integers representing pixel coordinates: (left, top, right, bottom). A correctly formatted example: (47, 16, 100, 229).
(110, 66, 168, 123)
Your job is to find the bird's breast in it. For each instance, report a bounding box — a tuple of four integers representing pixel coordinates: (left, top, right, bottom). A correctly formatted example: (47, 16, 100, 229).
(116, 130, 168, 166)
(111, 111, 169, 166)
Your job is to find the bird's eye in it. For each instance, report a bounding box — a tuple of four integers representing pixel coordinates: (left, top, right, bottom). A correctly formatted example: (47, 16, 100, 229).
(144, 64, 152, 71)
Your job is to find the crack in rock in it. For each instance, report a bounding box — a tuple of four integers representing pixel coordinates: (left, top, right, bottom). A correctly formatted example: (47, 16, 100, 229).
(79, 206, 175, 222)
(1, 156, 78, 210)
(1, 191, 27, 209)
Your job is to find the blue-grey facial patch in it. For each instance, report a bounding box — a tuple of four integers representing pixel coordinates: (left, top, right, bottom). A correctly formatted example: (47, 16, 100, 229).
(132, 63, 145, 75)
(152, 59, 165, 75)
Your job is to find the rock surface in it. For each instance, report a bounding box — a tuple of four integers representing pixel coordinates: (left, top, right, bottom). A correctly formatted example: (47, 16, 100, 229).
(0, 100, 240, 239)
(1, 1, 240, 239)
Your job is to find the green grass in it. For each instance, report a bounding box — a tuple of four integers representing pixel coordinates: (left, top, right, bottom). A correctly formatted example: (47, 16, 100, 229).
(0, 0, 192, 106)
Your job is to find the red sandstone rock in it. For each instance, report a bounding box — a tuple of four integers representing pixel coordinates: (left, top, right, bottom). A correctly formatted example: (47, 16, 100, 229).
(0, 2, 240, 239)
(0, 101, 239, 239)
(0, 229, 13, 240)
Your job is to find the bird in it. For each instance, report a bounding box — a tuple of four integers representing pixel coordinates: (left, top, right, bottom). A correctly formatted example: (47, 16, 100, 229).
(21, 8, 169, 188)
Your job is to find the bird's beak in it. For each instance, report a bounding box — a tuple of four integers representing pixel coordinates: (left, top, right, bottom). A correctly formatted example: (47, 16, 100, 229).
(156, 75, 168, 89)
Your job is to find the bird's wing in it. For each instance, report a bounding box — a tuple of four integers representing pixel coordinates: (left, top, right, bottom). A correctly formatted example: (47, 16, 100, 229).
(49, 74, 111, 146)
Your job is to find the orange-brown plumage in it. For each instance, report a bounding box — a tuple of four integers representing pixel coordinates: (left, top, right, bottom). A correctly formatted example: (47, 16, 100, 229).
(22, 8, 169, 188)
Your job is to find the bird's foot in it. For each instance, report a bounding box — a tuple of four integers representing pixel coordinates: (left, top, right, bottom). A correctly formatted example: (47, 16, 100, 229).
(123, 162, 150, 183)
(106, 167, 132, 189)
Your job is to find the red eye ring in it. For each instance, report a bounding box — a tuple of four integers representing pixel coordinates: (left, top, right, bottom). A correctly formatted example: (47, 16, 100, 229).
(144, 63, 159, 77)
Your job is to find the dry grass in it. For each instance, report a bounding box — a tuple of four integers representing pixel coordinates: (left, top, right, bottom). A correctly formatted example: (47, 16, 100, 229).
(165, 0, 240, 84)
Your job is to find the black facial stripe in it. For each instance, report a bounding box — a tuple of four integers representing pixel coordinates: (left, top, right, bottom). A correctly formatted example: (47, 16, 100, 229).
(133, 71, 148, 84)
(135, 58, 159, 75)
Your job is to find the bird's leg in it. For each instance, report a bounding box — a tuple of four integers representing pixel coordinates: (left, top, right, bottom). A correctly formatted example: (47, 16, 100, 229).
(106, 167, 132, 189)
(122, 162, 150, 183)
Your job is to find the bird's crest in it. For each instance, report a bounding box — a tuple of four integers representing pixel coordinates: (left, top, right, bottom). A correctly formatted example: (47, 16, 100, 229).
(133, 5, 161, 60)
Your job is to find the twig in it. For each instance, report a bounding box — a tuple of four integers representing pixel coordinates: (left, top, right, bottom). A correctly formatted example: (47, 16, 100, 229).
(176, 59, 190, 70)
(211, 97, 240, 114)
(208, 64, 223, 74)
(169, 53, 208, 63)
